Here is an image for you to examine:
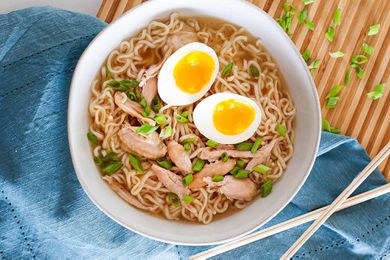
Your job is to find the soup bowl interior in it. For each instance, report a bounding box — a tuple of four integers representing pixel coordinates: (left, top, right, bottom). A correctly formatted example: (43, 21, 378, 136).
(68, 0, 321, 245)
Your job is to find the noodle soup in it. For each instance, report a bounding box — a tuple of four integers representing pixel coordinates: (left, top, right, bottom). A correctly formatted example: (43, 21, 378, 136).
(87, 14, 295, 224)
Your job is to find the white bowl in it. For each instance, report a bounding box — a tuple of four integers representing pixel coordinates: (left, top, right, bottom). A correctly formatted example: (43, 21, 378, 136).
(68, 0, 321, 246)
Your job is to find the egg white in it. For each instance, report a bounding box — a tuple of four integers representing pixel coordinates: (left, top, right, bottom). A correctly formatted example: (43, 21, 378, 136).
(157, 42, 219, 106)
(193, 93, 262, 144)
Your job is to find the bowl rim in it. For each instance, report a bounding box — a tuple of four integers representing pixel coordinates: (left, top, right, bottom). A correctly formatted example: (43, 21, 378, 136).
(67, 0, 321, 246)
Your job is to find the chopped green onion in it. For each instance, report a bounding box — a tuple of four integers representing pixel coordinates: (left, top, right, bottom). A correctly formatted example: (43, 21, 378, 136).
(333, 8, 341, 26)
(87, 132, 98, 145)
(344, 70, 351, 85)
(160, 126, 172, 139)
(192, 159, 205, 172)
(330, 128, 341, 134)
(298, 8, 307, 25)
(322, 117, 340, 134)
(283, 2, 296, 13)
(251, 138, 263, 154)
(302, 0, 315, 5)
(260, 180, 273, 197)
(181, 110, 190, 118)
(305, 19, 315, 31)
(351, 55, 368, 65)
(127, 91, 137, 101)
(181, 138, 196, 144)
(153, 114, 166, 125)
(325, 85, 343, 99)
(325, 26, 335, 42)
(221, 62, 234, 78)
(235, 142, 253, 151)
(249, 65, 260, 77)
(129, 154, 143, 173)
(175, 114, 189, 123)
(183, 174, 194, 186)
(276, 122, 287, 137)
(167, 194, 180, 207)
(236, 160, 246, 168)
(367, 24, 380, 36)
(102, 162, 123, 175)
(361, 43, 374, 55)
(350, 63, 359, 68)
(136, 124, 158, 135)
(302, 48, 311, 63)
(308, 59, 321, 69)
(367, 83, 385, 100)
(105, 64, 112, 79)
(229, 167, 240, 175)
(107, 80, 128, 91)
(142, 106, 151, 117)
(183, 143, 191, 152)
(120, 80, 139, 88)
(326, 96, 340, 109)
(156, 158, 172, 169)
(206, 139, 219, 148)
(140, 98, 147, 108)
(183, 195, 194, 203)
(233, 169, 249, 179)
(356, 66, 364, 79)
(253, 164, 272, 174)
(213, 176, 224, 182)
(221, 152, 229, 162)
(104, 151, 120, 163)
(329, 51, 345, 58)
(135, 90, 142, 101)
(94, 156, 103, 165)
(151, 96, 162, 113)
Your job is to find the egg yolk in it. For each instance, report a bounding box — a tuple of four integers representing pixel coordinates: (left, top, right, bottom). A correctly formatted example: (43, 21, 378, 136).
(213, 99, 255, 135)
(173, 51, 215, 94)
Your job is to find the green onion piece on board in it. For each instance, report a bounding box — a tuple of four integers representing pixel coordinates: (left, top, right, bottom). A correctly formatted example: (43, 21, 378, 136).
(333, 8, 341, 26)
(325, 26, 335, 42)
(251, 138, 264, 154)
(326, 96, 340, 109)
(356, 66, 364, 79)
(302, 0, 314, 5)
(192, 159, 205, 172)
(260, 180, 273, 197)
(156, 158, 172, 170)
(298, 8, 307, 25)
(302, 48, 311, 63)
(235, 142, 253, 151)
(367, 83, 385, 100)
(136, 124, 158, 134)
(221, 62, 234, 78)
(361, 43, 374, 55)
(129, 154, 143, 173)
(305, 19, 315, 31)
(344, 70, 351, 85)
(183, 195, 194, 203)
(213, 176, 224, 182)
(167, 194, 180, 207)
(206, 139, 219, 148)
(183, 173, 194, 186)
(253, 164, 272, 174)
(329, 51, 345, 58)
(367, 24, 380, 36)
(87, 132, 98, 145)
(308, 59, 321, 69)
(351, 55, 368, 65)
(325, 85, 343, 99)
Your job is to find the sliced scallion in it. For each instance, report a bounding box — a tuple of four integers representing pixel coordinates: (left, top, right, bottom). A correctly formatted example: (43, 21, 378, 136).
(183, 195, 194, 203)
(344, 70, 351, 85)
(302, 0, 315, 5)
(251, 138, 263, 154)
(298, 8, 307, 25)
(181, 138, 196, 144)
(329, 51, 345, 58)
(253, 164, 272, 174)
(361, 43, 374, 55)
(221, 62, 234, 78)
(260, 180, 273, 197)
(356, 66, 364, 79)
(229, 167, 240, 175)
(221, 152, 229, 162)
(153, 114, 167, 125)
(183, 173, 194, 186)
(308, 59, 321, 69)
(367, 83, 385, 100)
(136, 124, 158, 134)
(102, 162, 123, 175)
(326, 96, 340, 109)
(233, 169, 249, 179)
(142, 106, 151, 117)
(235, 142, 253, 151)
(302, 48, 311, 63)
(367, 24, 380, 36)
(325, 85, 343, 99)
(206, 139, 219, 148)
(156, 158, 172, 169)
(351, 55, 368, 65)
(236, 159, 246, 168)
(213, 176, 224, 182)
(167, 194, 180, 207)
(276, 122, 287, 137)
(333, 8, 341, 26)
(183, 143, 191, 152)
(249, 65, 260, 77)
(129, 154, 143, 173)
(305, 19, 315, 31)
(160, 126, 172, 139)
(87, 132, 98, 145)
(151, 96, 162, 113)
(192, 159, 205, 172)
(325, 26, 335, 42)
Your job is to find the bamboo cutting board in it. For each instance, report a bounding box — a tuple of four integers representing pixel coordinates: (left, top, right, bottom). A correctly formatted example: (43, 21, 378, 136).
(97, 0, 390, 180)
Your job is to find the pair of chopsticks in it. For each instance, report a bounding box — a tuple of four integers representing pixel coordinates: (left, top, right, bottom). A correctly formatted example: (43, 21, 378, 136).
(191, 142, 390, 260)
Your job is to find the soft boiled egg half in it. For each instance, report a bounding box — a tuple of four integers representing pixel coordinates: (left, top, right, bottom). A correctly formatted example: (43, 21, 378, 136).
(193, 93, 262, 144)
(158, 42, 219, 106)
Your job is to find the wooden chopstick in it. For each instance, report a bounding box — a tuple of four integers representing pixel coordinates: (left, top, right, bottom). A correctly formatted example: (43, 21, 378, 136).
(281, 142, 390, 259)
(190, 182, 390, 260)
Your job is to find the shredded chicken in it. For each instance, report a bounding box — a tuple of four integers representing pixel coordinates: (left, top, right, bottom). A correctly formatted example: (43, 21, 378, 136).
(104, 176, 149, 210)
(114, 92, 155, 125)
(245, 140, 276, 171)
(204, 175, 257, 201)
(167, 141, 192, 174)
(118, 124, 167, 159)
(189, 159, 236, 189)
(151, 164, 190, 199)
(141, 77, 157, 106)
(167, 31, 198, 51)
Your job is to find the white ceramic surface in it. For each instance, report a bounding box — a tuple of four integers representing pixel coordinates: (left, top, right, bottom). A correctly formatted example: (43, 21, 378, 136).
(68, 0, 321, 246)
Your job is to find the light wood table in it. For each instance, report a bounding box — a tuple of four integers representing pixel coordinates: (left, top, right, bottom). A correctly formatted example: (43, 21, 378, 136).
(97, 0, 389, 180)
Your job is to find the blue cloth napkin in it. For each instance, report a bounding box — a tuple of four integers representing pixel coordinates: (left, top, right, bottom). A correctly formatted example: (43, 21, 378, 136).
(0, 7, 389, 259)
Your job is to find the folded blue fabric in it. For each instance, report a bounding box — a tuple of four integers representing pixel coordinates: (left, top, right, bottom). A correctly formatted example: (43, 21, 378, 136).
(0, 7, 389, 259)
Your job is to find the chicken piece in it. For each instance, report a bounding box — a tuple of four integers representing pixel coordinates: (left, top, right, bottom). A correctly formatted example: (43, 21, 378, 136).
(167, 141, 192, 174)
(104, 176, 149, 210)
(114, 92, 155, 125)
(199, 140, 276, 162)
(118, 125, 167, 159)
(151, 164, 190, 199)
(204, 175, 257, 201)
(245, 140, 276, 171)
(141, 77, 157, 106)
(167, 31, 198, 51)
(189, 159, 236, 189)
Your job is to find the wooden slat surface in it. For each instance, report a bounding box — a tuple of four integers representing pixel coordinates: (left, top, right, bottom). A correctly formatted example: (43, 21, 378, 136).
(96, 0, 389, 180)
